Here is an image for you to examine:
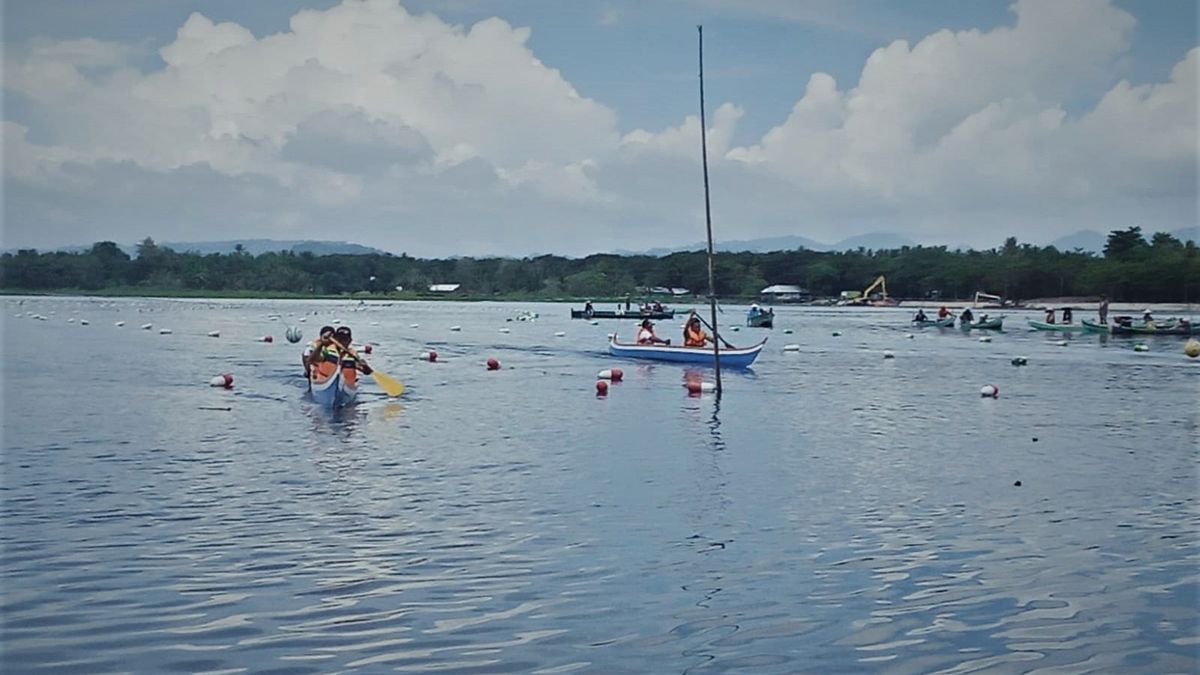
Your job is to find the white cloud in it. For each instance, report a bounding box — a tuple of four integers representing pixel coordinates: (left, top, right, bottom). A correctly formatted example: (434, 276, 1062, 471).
(1, 0, 1195, 255)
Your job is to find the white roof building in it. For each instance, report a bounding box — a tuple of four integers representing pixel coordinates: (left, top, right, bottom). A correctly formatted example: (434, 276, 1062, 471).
(428, 283, 461, 292)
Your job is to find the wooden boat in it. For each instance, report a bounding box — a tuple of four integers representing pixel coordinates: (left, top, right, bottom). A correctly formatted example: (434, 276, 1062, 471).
(963, 315, 1005, 330)
(310, 369, 358, 409)
(1081, 319, 1110, 333)
(746, 310, 774, 328)
(571, 308, 675, 320)
(608, 335, 766, 368)
(1111, 321, 1198, 336)
(912, 317, 955, 328)
(1027, 319, 1087, 332)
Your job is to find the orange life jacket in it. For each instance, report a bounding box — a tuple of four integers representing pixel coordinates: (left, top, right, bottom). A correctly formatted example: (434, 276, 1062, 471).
(684, 325, 707, 347)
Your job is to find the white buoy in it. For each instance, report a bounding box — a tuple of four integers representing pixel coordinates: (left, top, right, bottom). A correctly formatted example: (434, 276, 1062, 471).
(450, 326, 462, 332)
(207, 330, 220, 338)
(410, 323, 420, 328)
(80, 319, 89, 326)
(1133, 343, 1149, 352)
(730, 326, 740, 332)
(141, 323, 153, 330)
(159, 328, 173, 335)
(115, 321, 125, 327)
(370, 321, 380, 326)
(298, 317, 307, 322)
(554, 331, 566, 337)
(978, 336, 992, 343)
(1055, 340, 1068, 346)
(499, 328, 510, 334)
(832, 331, 842, 337)
(1185, 339, 1200, 358)
(67, 317, 75, 323)
(332, 319, 341, 324)
(906, 333, 915, 339)
(883, 350, 895, 359)
(589, 320, 599, 326)
(782, 344, 801, 352)
(980, 384, 999, 398)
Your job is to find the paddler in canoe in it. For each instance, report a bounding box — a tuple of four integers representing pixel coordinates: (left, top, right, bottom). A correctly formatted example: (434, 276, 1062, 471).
(308, 326, 374, 386)
(636, 318, 671, 345)
(683, 313, 714, 347)
(302, 325, 336, 378)
(913, 308, 929, 322)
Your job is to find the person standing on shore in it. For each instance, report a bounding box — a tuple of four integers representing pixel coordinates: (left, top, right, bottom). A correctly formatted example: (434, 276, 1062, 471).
(1098, 296, 1109, 324)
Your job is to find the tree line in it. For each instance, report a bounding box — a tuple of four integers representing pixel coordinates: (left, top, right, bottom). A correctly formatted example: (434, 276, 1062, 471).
(2, 227, 1197, 303)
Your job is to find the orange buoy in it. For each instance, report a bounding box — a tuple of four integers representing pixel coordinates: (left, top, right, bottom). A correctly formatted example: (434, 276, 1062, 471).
(486, 357, 500, 370)
(596, 380, 609, 396)
(364, 344, 373, 354)
(597, 368, 624, 381)
(209, 374, 233, 389)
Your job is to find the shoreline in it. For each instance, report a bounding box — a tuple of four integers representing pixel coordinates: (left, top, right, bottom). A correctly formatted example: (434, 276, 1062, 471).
(3, 289, 1196, 313)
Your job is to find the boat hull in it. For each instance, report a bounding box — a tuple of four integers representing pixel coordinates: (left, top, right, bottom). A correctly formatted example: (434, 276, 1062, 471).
(1111, 323, 1198, 336)
(1027, 319, 1086, 332)
(912, 317, 955, 328)
(746, 313, 774, 328)
(608, 337, 766, 368)
(311, 369, 359, 409)
(1081, 320, 1110, 333)
(964, 316, 1005, 330)
(572, 309, 675, 320)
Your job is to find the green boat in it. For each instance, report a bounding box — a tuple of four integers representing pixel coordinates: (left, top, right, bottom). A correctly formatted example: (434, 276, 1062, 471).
(912, 316, 955, 328)
(963, 315, 1005, 330)
(1027, 319, 1088, 332)
(1081, 319, 1110, 333)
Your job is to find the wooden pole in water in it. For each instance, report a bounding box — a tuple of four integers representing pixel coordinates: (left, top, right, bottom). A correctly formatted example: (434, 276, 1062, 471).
(698, 25, 722, 396)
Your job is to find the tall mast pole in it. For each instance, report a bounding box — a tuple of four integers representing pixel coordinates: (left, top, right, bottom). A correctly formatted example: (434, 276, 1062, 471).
(698, 25, 722, 396)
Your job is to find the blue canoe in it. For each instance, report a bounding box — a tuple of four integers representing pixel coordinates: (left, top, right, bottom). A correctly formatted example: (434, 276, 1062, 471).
(608, 336, 766, 368)
(310, 369, 359, 409)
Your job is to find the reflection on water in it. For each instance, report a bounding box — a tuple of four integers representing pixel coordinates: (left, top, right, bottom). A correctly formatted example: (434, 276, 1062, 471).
(2, 297, 1197, 673)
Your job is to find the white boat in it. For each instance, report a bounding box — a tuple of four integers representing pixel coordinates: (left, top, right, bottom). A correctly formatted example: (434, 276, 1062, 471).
(310, 369, 358, 409)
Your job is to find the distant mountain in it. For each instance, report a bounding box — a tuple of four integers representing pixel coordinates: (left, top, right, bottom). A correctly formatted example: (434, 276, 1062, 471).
(7, 239, 386, 256)
(163, 239, 385, 256)
(617, 232, 910, 256)
(1048, 230, 1107, 253)
(829, 232, 916, 251)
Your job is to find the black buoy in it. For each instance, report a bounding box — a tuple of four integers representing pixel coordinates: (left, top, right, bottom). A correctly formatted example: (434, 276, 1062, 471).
(1032, 437, 1038, 442)
(1013, 480, 1022, 487)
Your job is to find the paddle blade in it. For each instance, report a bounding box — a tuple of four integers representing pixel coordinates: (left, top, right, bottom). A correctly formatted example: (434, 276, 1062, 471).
(372, 370, 405, 397)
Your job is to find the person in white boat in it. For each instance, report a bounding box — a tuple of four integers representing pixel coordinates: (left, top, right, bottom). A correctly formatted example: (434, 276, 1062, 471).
(636, 318, 670, 345)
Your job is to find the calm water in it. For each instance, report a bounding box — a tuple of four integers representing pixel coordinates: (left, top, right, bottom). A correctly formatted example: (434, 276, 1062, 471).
(2, 297, 1197, 673)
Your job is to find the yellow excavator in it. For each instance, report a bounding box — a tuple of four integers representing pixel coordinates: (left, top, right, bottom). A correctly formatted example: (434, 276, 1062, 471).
(842, 275, 898, 306)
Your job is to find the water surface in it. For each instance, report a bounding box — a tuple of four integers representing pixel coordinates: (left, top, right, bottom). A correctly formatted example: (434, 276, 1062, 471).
(2, 297, 1197, 673)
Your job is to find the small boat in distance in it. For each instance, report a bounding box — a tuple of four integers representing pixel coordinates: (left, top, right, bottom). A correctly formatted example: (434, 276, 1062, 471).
(571, 307, 675, 320)
(746, 305, 774, 328)
(913, 317, 955, 328)
(1028, 319, 1088, 332)
(608, 335, 766, 368)
(962, 315, 1005, 330)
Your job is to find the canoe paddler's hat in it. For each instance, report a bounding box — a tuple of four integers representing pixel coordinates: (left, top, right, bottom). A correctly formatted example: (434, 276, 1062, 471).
(641, 318, 654, 328)
(334, 326, 352, 343)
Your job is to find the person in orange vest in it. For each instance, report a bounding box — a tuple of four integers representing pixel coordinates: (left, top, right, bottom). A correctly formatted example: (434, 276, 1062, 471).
(683, 314, 713, 347)
(331, 326, 373, 387)
(303, 325, 337, 379)
(636, 318, 670, 345)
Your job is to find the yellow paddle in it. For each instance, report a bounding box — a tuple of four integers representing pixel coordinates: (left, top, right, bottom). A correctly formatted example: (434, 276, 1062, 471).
(318, 337, 406, 397)
(370, 368, 405, 397)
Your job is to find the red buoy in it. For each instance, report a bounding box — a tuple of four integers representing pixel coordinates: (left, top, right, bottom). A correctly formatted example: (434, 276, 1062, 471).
(262, 335, 274, 343)
(597, 368, 624, 381)
(363, 344, 373, 354)
(596, 380, 609, 396)
(486, 357, 500, 371)
(209, 373, 233, 389)
(423, 350, 438, 362)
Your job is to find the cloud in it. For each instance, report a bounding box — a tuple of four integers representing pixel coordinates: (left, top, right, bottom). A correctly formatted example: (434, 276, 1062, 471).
(2, 0, 1195, 255)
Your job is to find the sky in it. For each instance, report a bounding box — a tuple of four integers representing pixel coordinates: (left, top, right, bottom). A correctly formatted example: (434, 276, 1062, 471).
(2, 0, 1196, 257)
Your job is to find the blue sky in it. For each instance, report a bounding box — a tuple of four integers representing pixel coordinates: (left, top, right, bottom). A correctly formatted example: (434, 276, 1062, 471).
(2, 0, 1196, 256)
